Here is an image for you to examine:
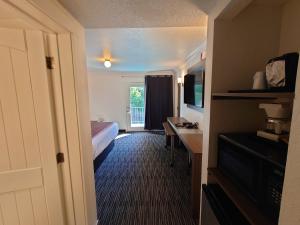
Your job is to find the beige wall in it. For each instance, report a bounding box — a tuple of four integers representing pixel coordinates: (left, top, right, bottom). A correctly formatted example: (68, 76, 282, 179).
(71, 34, 97, 225)
(278, 1, 300, 224)
(88, 69, 176, 130)
(279, 0, 300, 54)
(213, 4, 282, 92)
(280, 56, 300, 225)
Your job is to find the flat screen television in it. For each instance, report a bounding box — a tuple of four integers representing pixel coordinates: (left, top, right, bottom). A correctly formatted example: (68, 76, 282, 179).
(184, 72, 204, 109)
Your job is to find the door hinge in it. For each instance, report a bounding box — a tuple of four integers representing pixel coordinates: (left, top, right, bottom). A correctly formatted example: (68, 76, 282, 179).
(56, 152, 65, 164)
(46, 56, 55, 70)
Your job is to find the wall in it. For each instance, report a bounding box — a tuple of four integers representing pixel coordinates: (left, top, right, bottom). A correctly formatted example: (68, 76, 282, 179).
(280, 54, 300, 225)
(88, 69, 176, 130)
(279, 0, 300, 54)
(278, 1, 300, 224)
(200, 0, 232, 190)
(71, 34, 97, 225)
(177, 43, 206, 129)
(88, 70, 143, 129)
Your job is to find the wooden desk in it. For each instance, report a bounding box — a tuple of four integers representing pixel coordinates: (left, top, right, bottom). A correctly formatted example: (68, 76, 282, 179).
(167, 117, 203, 220)
(168, 117, 202, 136)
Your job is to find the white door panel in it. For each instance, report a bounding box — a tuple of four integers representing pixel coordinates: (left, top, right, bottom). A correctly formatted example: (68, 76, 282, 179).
(0, 168, 42, 194)
(15, 190, 36, 225)
(0, 28, 64, 225)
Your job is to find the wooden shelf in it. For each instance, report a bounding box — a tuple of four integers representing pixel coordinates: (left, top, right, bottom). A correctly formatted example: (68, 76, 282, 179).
(212, 92, 294, 100)
(208, 168, 275, 225)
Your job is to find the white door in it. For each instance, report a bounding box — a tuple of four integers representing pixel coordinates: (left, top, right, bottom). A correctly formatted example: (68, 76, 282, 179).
(0, 28, 65, 225)
(126, 83, 145, 131)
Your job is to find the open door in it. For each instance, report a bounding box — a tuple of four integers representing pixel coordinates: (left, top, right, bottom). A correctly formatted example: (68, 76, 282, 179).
(126, 83, 145, 131)
(0, 28, 65, 225)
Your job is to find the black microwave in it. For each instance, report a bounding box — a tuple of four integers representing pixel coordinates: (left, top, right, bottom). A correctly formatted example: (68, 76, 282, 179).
(217, 133, 288, 222)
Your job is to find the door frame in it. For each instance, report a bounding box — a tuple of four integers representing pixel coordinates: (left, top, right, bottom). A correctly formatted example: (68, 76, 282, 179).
(0, 1, 97, 225)
(126, 82, 145, 132)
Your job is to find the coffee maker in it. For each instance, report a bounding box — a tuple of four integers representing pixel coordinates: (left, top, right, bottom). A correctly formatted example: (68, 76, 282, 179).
(257, 103, 292, 142)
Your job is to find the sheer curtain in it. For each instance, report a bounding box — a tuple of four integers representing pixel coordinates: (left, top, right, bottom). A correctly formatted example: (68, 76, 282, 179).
(144, 75, 174, 130)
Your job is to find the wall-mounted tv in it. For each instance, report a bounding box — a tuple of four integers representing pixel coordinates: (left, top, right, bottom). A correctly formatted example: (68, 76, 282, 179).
(184, 71, 205, 109)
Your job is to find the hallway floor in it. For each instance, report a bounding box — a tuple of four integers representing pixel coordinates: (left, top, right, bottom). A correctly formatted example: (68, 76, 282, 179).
(95, 132, 196, 225)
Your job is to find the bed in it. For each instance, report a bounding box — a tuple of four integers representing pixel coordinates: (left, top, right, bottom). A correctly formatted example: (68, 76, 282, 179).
(91, 121, 119, 160)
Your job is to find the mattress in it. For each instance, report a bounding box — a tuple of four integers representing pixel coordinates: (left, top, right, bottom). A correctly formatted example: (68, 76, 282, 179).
(91, 121, 119, 159)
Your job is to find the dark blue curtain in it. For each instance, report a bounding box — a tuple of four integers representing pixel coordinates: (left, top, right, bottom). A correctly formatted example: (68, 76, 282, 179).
(144, 75, 174, 130)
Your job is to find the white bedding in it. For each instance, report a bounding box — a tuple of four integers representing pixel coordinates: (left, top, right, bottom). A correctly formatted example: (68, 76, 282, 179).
(92, 122, 119, 159)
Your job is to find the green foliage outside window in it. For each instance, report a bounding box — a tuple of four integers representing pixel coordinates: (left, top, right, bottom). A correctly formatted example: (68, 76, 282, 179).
(130, 87, 145, 107)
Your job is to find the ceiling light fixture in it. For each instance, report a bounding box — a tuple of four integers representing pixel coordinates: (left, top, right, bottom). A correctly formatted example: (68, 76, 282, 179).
(104, 59, 111, 68)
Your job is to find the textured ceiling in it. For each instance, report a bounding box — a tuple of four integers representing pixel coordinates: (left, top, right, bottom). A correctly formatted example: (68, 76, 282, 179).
(86, 27, 206, 72)
(58, 0, 209, 72)
(58, 0, 211, 28)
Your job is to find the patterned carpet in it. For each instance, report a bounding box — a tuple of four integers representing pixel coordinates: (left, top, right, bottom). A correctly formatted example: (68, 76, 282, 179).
(94, 132, 196, 225)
